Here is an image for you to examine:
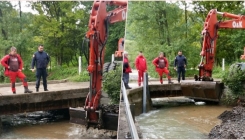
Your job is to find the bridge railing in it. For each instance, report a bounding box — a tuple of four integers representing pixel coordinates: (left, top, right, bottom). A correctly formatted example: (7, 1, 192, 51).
(121, 80, 139, 139)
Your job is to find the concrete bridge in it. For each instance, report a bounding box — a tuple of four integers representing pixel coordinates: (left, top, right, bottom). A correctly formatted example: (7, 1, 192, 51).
(0, 80, 90, 115)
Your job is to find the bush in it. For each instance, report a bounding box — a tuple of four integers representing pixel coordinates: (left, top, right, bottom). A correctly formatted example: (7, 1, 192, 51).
(102, 65, 122, 104)
(222, 63, 245, 97)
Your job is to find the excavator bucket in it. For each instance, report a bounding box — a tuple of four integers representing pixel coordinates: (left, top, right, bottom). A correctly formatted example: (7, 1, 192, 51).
(181, 81, 224, 102)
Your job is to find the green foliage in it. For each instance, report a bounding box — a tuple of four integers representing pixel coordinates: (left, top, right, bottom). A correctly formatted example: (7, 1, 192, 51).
(212, 66, 228, 78)
(222, 63, 245, 97)
(47, 66, 89, 82)
(102, 66, 122, 104)
(126, 1, 245, 75)
(220, 88, 238, 106)
(126, 1, 202, 73)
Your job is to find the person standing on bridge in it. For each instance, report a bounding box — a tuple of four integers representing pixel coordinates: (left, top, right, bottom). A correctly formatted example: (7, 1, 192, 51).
(31, 45, 50, 92)
(152, 52, 173, 84)
(123, 51, 132, 89)
(174, 50, 187, 83)
(0, 47, 33, 94)
(135, 51, 147, 86)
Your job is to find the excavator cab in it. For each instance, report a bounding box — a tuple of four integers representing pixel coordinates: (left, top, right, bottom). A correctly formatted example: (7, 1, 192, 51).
(103, 38, 124, 74)
(114, 38, 124, 59)
(241, 47, 245, 60)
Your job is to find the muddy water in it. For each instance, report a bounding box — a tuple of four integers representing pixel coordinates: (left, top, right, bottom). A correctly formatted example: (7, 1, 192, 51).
(136, 102, 231, 139)
(0, 102, 231, 139)
(0, 110, 116, 139)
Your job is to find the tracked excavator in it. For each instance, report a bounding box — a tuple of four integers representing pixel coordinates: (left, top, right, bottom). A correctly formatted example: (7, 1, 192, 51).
(182, 9, 245, 102)
(83, 0, 127, 129)
(103, 38, 124, 73)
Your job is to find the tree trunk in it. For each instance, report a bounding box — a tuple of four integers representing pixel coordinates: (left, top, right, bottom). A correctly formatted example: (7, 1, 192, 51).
(162, 9, 171, 46)
(184, 1, 187, 38)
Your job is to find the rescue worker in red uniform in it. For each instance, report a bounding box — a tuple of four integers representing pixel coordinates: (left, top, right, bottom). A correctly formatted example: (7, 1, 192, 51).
(135, 51, 147, 86)
(0, 47, 32, 94)
(152, 52, 173, 84)
(123, 51, 132, 89)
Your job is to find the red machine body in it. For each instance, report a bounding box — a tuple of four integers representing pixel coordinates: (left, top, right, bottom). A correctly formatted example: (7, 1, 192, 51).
(84, 0, 127, 128)
(115, 38, 124, 58)
(197, 9, 245, 81)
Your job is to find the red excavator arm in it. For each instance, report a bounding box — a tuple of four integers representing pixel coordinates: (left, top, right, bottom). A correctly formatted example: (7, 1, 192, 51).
(84, 0, 127, 128)
(196, 9, 245, 81)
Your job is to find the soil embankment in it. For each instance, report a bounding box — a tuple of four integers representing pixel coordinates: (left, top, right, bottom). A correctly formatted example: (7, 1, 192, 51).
(209, 106, 245, 139)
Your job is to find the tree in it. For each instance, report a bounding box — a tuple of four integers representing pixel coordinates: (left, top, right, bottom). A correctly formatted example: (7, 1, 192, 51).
(30, 1, 92, 66)
(192, 1, 245, 66)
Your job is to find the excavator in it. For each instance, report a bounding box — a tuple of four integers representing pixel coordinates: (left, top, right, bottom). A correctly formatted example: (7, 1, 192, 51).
(115, 38, 124, 58)
(103, 38, 124, 73)
(83, 0, 127, 129)
(182, 9, 245, 102)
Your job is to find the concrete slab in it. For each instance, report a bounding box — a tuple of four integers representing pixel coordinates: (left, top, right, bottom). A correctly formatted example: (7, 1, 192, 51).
(0, 81, 89, 95)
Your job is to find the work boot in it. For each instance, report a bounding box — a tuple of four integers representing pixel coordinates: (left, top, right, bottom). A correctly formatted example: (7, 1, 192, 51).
(44, 89, 49, 91)
(24, 86, 33, 93)
(125, 84, 132, 89)
(168, 79, 174, 84)
(36, 88, 39, 92)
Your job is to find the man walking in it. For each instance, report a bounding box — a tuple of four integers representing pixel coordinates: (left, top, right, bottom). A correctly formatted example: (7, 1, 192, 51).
(123, 51, 132, 89)
(152, 52, 173, 84)
(135, 51, 147, 86)
(0, 47, 32, 94)
(174, 50, 187, 83)
(31, 45, 50, 92)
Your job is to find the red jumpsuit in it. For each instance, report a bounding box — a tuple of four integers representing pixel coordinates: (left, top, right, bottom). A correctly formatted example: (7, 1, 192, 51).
(135, 55, 147, 86)
(152, 57, 171, 84)
(1, 54, 28, 93)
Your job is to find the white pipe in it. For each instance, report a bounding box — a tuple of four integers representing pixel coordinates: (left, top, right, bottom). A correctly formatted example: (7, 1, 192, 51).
(79, 56, 82, 75)
(111, 54, 115, 63)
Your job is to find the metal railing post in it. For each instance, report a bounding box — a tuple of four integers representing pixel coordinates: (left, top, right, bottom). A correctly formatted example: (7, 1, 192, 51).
(0, 117, 2, 134)
(121, 80, 139, 139)
(143, 72, 149, 113)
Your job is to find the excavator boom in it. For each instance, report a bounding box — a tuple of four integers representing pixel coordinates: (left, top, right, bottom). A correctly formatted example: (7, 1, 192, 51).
(197, 9, 245, 81)
(84, 0, 127, 128)
(183, 9, 245, 102)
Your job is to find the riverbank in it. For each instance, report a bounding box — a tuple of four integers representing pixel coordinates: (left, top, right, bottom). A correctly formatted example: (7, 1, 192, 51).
(209, 105, 245, 139)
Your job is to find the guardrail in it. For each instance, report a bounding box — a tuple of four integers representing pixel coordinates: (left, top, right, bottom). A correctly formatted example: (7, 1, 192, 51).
(121, 80, 139, 139)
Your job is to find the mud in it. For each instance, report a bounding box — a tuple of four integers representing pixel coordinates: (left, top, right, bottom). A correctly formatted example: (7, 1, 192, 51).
(100, 104, 119, 114)
(209, 106, 245, 139)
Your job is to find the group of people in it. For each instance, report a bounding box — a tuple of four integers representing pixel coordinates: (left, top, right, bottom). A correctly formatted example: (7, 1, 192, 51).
(123, 50, 187, 89)
(1, 45, 187, 93)
(0, 45, 50, 94)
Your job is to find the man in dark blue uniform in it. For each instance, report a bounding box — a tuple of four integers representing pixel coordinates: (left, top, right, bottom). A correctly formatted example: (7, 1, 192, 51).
(31, 45, 50, 92)
(174, 51, 187, 83)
